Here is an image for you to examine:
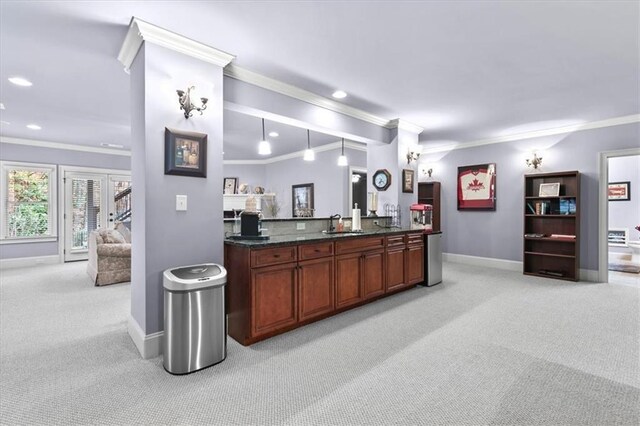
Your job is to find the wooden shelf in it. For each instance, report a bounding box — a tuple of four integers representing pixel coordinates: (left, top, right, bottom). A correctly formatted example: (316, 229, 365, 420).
(417, 182, 440, 232)
(524, 251, 575, 259)
(523, 171, 580, 282)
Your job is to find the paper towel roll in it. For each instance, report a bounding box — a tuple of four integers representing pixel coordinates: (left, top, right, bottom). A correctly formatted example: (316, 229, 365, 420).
(352, 204, 361, 231)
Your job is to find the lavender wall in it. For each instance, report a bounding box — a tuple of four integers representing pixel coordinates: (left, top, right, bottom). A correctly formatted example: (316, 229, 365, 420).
(0, 142, 131, 260)
(609, 155, 640, 246)
(222, 163, 266, 191)
(419, 122, 640, 271)
(130, 43, 224, 335)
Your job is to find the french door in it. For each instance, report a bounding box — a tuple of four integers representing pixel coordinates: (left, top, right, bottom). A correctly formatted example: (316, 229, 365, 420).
(63, 171, 131, 262)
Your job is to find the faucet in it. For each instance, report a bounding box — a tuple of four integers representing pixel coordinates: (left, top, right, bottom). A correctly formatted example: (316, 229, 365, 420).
(328, 214, 341, 232)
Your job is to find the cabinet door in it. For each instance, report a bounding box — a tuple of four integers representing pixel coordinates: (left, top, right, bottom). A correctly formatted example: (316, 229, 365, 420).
(251, 263, 298, 337)
(335, 253, 362, 308)
(386, 248, 406, 291)
(406, 244, 425, 284)
(362, 250, 385, 299)
(299, 257, 335, 321)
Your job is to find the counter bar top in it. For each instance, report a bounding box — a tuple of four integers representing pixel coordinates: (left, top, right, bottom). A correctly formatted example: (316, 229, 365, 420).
(224, 227, 422, 248)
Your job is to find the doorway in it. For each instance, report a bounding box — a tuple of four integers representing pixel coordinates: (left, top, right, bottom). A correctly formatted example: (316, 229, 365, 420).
(61, 167, 131, 262)
(598, 148, 640, 285)
(349, 167, 367, 214)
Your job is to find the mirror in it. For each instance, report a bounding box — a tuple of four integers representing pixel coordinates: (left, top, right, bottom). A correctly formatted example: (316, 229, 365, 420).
(223, 109, 367, 218)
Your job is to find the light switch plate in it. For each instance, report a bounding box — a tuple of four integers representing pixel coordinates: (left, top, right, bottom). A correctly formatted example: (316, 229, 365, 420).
(176, 195, 187, 211)
(296, 222, 306, 230)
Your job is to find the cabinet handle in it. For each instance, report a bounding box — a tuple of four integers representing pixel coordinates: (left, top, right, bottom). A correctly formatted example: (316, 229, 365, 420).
(273, 254, 280, 258)
(314, 249, 321, 252)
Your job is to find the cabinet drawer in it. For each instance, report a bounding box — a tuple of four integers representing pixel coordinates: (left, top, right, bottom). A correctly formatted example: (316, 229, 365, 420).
(386, 235, 406, 248)
(251, 246, 297, 268)
(406, 233, 424, 246)
(299, 242, 334, 260)
(335, 237, 385, 254)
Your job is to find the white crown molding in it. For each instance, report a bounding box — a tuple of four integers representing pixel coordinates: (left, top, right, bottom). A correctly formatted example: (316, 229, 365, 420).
(421, 114, 640, 154)
(224, 140, 366, 165)
(388, 119, 424, 134)
(0, 136, 132, 156)
(224, 65, 394, 129)
(118, 17, 235, 70)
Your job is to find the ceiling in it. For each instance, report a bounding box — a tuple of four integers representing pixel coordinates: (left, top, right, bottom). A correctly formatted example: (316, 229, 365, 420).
(0, 1, 638, 158)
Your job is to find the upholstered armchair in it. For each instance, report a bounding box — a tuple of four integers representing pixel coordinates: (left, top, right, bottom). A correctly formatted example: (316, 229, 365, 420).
(87, 223, 131, 286)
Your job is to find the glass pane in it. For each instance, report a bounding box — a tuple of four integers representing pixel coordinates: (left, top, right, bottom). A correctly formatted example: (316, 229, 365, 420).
(112, 180, 131, 223)
(6, 170, 50, 237)
(71, 178, 101, 250)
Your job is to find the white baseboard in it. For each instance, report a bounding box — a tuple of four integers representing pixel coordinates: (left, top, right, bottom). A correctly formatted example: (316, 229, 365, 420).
(443, 253, 521, 272)
(127, 314, 163, 359)
(0, 255, 60, 270)
(444, 253, 599, 282)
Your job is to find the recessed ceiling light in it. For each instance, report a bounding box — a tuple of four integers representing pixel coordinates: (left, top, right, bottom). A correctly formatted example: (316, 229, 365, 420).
(26, 124, 41, 130)
(268, 131, 279, 137)
(8, 77, 33, 87)
(332, 90, 347, 99)
(0, 103, 5, 110)
(100, 143, 124, 149)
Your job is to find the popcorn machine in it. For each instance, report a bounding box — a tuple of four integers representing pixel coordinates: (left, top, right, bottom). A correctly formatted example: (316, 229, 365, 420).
(410, 204, 433, 232)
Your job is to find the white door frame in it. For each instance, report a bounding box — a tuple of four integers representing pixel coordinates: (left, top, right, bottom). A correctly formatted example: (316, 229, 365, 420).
(597, 147, 640, 282)
(58, 166, 130, 262)
(348, 166, 367, 214)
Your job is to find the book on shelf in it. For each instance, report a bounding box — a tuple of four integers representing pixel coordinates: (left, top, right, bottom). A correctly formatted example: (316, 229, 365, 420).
(550, 234, 576, 239)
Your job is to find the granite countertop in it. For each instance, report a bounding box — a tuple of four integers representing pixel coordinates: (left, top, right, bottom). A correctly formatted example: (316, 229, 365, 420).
(224, 227, 424, 248)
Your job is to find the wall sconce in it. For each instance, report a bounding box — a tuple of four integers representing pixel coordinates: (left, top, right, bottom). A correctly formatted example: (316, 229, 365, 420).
(407, 150, 421, 164)
(526, 152, 543, 170)
(421, 166, 434, 178)
(176, 86, 208, 119)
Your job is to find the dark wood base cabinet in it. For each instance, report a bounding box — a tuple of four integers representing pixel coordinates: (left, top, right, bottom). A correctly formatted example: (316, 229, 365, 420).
(225, 231, 424, 345)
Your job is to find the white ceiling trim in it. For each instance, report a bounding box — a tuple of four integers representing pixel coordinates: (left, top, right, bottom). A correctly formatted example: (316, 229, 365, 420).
(0, 136, 132, 157)
(224, 65, 394, 129)
(420, 114, 640, 155)
(224, 140, 366, 165)
(118, 17, 236, 70)
(388, 119, 424, 134)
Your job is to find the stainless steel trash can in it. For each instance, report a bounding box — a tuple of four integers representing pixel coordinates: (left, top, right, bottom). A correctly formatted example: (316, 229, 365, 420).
(163, 263, 227, 375)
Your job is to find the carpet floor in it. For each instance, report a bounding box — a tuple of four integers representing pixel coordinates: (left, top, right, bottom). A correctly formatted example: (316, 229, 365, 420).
(1, 262, 639, 425)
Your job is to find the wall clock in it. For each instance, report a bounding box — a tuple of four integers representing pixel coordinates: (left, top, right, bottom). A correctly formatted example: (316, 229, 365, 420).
(373, 169, 391, 191)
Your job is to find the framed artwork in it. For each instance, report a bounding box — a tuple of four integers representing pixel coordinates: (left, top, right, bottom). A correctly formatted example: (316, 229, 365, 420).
(402, 169, 414, 193)
(608, 181, 630, 201)
(164, 128, 207, 178)
(539, 182, 560, 197)
(292, 183, 314, 217)
(223, 177, 238, 194)
(457, 163, 496, 210)
(608, 228, 628, 247)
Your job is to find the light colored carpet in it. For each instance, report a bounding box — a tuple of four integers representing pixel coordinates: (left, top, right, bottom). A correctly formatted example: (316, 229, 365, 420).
(1, 261, 639, 425)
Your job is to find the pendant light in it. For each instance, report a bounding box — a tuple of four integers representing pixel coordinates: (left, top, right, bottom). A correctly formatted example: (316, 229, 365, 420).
(337, 138, 348, 166)
(257, 118, 271, 155)
(303, 129, 315, 161)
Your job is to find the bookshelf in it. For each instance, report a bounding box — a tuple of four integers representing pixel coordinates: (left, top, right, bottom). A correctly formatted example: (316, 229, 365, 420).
(418, 181, 441, 232)
(523, 171, 580, 281)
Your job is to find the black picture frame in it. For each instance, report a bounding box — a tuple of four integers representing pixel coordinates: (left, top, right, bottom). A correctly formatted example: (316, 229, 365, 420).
(223, 177, 238, 194)
(402, 169, 414, 193)
(164, 127, 207, 178)
(608, 181, 630, 201)
(292, 183, 314, 217)
(457, 163, 496, 211)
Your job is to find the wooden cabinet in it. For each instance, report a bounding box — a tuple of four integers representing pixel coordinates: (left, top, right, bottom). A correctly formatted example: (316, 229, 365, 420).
(418, 181, 441, 232)
(226, 231, 425, 345)
(251, 262, 298, 337)
(298, 257, 334, 321)
(523, 171, 580, 281)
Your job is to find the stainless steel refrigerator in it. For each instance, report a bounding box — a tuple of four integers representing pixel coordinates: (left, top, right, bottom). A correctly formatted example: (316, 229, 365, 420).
(424, 232, 442, 286)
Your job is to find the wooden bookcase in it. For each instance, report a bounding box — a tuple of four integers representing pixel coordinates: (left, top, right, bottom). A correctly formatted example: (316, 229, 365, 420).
(418, 181, 441, 232)
(523, 171, 580, 281)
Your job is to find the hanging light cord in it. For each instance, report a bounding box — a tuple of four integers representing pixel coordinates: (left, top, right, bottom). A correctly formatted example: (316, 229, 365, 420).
(341, 138, 345, 155)
(262, 118, 266, 140)
(307, 129, 311, 149)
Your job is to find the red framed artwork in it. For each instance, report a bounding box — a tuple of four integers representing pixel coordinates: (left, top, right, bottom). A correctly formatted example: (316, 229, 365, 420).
(457, 163, 496, 210)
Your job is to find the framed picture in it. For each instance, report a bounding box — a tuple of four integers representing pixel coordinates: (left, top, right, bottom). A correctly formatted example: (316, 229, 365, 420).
(608, 181, 630, 201)
(164, 128, 207, 178)
(402, 169, 414, 193)
(223, 177, 238, 194)
(457, 163, 496, 210)
(608, 228, 628, 247)
(539, 183, 560, 197)
(292, 183, 314, 217)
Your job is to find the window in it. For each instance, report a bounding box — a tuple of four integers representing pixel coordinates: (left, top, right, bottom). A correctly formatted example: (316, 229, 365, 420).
(1, 162, 57, 243)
